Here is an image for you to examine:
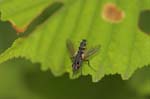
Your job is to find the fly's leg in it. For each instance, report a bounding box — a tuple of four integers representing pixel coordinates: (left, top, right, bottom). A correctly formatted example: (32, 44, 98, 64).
(84, 60, 96, 72)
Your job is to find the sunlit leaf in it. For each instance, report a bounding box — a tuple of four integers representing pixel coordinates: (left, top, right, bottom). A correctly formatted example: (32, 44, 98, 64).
(0, 0, 54, 27)
(0, 0, 150, 82)
(129, 66, 150, 95)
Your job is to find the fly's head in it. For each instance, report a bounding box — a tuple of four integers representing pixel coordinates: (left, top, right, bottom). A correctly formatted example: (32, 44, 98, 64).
(80, 39, 87, 48)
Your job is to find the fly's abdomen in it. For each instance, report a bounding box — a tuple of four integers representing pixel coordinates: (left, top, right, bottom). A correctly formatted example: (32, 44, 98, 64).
(72, 55, 82, 71)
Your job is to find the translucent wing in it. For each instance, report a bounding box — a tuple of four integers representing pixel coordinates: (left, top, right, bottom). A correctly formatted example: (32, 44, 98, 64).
(84, 45, 100, 59)
(66, 39, 76, 57)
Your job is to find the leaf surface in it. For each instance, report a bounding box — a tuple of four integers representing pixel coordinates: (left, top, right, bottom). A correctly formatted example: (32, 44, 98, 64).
(0, 0, 150, 82)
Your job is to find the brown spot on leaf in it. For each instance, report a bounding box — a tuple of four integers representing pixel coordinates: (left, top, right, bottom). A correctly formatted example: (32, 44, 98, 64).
(102, 3, 125, 23)
(10, 21, 26, 34)
(0, 13, 25, 34)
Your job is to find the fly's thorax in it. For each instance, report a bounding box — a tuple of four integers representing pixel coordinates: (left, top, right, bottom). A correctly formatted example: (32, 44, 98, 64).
(79, 46, 86, 50)
(80, 40, 87, 48)
(81, 53, 85, 59)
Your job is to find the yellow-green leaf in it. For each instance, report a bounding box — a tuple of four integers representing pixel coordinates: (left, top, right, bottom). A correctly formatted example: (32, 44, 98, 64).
(0, 0, 150, 82)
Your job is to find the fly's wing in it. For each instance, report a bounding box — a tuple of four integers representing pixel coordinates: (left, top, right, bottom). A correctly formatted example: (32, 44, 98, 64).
(84, 45, 100, 59)
(66, 39, 76, 61)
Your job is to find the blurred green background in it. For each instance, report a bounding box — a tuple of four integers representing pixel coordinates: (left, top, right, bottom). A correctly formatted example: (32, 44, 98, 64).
(0, 8, 150, 99)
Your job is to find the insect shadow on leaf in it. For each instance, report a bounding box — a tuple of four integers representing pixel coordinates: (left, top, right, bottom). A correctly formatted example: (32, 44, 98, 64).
(66, 39, 100, 76)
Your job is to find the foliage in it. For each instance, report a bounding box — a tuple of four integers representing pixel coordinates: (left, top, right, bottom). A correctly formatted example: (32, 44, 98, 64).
(0, 0, 150, 83)
(0, 0, 150, 99)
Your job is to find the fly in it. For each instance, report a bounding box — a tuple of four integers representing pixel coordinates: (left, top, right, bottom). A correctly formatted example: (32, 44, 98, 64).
(66, 39, 100, 74)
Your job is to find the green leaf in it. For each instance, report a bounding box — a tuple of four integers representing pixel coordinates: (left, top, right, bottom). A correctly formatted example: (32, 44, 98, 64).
(0, 59, 44, 99)
(129, 66, 150, 96)
(0, 0, 54, 27)
(0, 0, 150, 82)
(0, 59, 145, 99)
